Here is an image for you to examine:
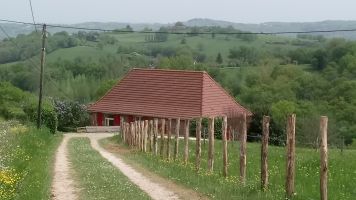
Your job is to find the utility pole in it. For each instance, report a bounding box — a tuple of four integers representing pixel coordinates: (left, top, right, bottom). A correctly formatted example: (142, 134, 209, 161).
(37, 24, 47, 129)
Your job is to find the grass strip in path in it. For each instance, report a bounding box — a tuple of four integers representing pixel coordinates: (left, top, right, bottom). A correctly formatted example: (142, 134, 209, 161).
(68, 137, 150, 200)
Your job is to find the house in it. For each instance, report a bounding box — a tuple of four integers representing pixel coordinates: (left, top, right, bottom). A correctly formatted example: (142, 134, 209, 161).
(87, 68, 251, 127)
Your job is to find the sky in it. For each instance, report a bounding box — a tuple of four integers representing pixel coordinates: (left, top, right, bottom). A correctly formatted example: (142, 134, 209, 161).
(2, 0, 356, 24)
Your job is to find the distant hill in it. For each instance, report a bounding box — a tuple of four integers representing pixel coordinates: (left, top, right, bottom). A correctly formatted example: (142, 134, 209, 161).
(2, 18, 356, 39)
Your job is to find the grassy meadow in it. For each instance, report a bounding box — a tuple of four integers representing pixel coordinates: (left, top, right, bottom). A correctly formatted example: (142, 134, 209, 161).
(103, 135, 356, 200)
(0, 120, 62, 200)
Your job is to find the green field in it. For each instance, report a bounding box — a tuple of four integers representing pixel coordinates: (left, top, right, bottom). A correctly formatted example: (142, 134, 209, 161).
(102, 136, 356, 200)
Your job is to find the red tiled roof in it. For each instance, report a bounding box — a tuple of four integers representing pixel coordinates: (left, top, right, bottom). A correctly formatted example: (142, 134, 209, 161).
(88, 68, 252, 119)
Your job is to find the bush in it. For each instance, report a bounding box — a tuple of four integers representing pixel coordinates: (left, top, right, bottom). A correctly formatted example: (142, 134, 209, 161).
(54, 100, 89, 132)
(24, 98, 58, 134)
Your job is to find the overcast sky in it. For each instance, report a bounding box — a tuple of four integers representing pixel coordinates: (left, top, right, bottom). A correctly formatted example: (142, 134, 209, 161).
(2, 0, 356, 24)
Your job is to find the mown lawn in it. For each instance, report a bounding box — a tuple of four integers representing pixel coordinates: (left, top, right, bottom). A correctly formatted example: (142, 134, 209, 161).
(103, 136, 356, 200)
(0, 120, 62, 200)
(68, 137, 150, 200)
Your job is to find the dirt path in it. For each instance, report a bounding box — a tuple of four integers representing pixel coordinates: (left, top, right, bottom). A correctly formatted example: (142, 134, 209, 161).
(51, 134, 81, 200)
(88, 134, 180, 200)
(52, 133, 184, 200)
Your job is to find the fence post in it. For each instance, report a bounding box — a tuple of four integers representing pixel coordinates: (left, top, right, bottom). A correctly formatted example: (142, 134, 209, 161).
(261, 116, 270, 190)
(174, 118, 180, 160)
(130, 122, 134, 146)
(222, 116, 228, 177)
(167, 118, 172, 160)
(144, 120, 148, 152)
(123, 121, 126, 144)
(240, 113, 247, 185)
(125, 123, 129, 145)
(160, 119, 165, 158)
(149, 120, 153, 152)
(208, 117, 215, 173)
(141, 121, 145, 151)
(286, 114, 296, 198)
(320, 116, 328, 200)
(184, 119, 190, 165)
(154, 118, 158, 155)
(137, 121, 140, 149)
(195, 118, 202, 170)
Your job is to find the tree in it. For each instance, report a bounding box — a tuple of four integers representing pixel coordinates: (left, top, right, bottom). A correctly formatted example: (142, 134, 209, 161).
(216, 53, 223, 64)
(154, 27, 169, 42)
(311, 49, 328, 70)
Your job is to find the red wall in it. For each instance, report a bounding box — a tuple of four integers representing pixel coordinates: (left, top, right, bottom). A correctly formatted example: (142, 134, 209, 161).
(114, 115, 120, 126)
(97, 113, 103, 126)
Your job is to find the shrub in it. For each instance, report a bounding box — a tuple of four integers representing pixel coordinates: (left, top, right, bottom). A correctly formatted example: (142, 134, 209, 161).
(54, 100, 89, 132)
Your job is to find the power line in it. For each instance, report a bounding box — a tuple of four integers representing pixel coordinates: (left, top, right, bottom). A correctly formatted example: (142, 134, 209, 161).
(28, 0, 38, 32)
(2, 18, 356, 35)
(0, 24, 72, 100)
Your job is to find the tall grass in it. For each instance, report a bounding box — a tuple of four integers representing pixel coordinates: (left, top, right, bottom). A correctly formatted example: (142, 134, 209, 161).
(0, 120, 62, 200)
(105, 136, 356, 200)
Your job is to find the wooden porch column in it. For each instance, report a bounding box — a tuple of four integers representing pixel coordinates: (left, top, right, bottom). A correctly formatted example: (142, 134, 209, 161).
(195, 118, 202, 170)
(174, 118, 180, 160)
(208, 117, 215, 173)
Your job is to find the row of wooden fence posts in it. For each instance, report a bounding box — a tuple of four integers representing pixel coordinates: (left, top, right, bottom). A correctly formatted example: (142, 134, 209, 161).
(120, 113, 328, 200)
(259, 114, 328, 200)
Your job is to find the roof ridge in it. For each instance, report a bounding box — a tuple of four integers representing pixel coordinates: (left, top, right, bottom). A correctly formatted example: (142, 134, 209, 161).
(133, 67, 207, 74)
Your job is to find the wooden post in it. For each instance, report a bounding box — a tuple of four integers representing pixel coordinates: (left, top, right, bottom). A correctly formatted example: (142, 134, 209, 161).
(160, 119, 165, 157)
(154, 118, 158, 155)
(208, 117, 215, 173)
(125, 123, 128, 144)
(123, 121, 126, 144)
(320, 116, 328, 200)
(195, 118, 202, 170)
(139, 120, 142, 150)
(141, 120, 145, 151)
(130, 122, 134, 146)
(167, 118, 172, 160)
(240, 113, 247, 184)
(261, 116, 270, 190)
(286, 114, 296, 198)
(222, 116, 228, 177)
(174, 118, 180, 160)
(184, 119, 190, 165)
(149, 120, 153, 152)
(135, 121, 139, 148)
(144, 120, 148, 152)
